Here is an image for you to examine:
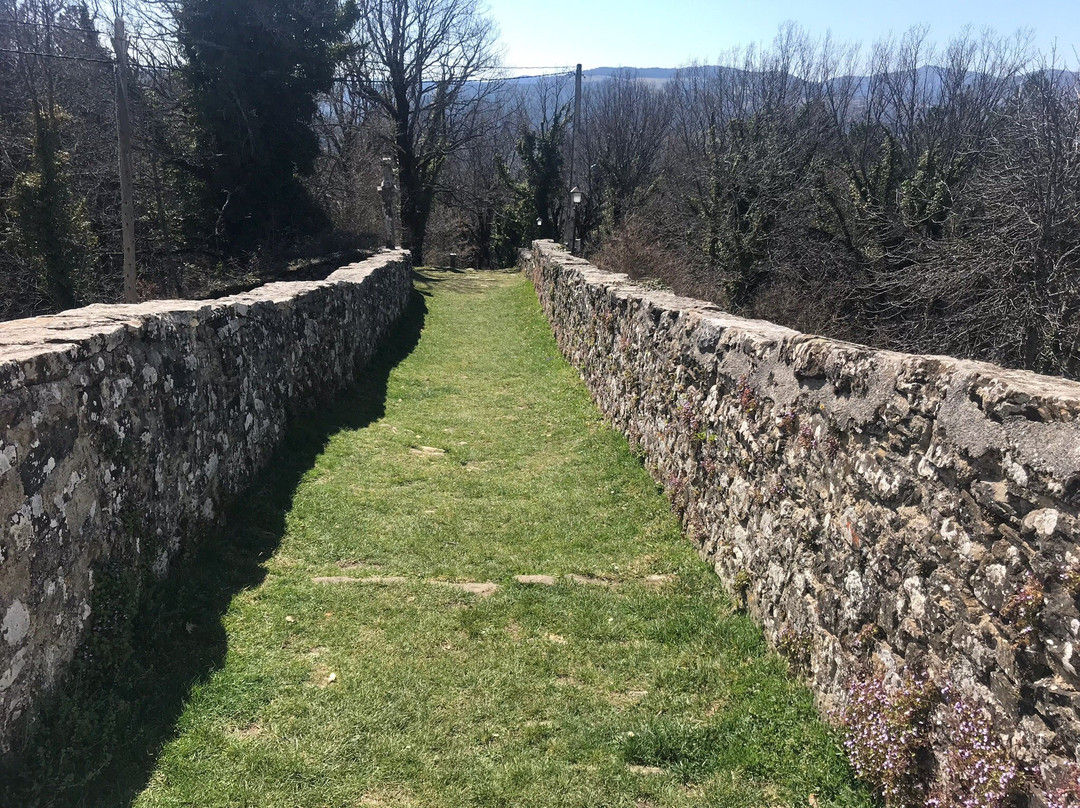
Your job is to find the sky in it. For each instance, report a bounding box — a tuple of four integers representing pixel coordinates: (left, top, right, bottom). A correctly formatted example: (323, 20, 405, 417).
(484, 0, 1080, 73)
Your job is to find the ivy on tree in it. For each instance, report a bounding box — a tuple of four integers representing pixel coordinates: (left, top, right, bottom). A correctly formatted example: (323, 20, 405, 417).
(178, 0, 355, 252)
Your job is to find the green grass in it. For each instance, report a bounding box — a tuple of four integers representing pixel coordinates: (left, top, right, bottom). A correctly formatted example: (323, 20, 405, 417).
(3, 269, 872, 808)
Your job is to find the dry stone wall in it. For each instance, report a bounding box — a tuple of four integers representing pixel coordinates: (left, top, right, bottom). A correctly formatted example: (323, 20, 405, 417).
(526, 239, 1080, 802)
(0, 250, 411, 751)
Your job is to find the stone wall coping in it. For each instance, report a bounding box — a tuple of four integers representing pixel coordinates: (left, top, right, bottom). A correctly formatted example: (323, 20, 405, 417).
(0, 249, 411, 388)
(534, 240, 1080, 481)
(535, 240, 1080, 403)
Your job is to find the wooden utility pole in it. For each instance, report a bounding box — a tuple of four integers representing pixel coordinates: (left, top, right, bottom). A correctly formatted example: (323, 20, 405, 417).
(565, 63, 582, 251)
(112, 18, 137, 303)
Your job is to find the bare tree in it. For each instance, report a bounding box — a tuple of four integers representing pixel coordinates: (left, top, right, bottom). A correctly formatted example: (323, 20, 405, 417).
(591, 24, 1080, 379)
(349, 0, 500, 264)
(439, 98, 516, 267)
(580, 70, 670, 243)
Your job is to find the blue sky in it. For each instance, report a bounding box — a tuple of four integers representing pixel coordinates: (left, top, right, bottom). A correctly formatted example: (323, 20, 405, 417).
(485, 0, 1080, 72)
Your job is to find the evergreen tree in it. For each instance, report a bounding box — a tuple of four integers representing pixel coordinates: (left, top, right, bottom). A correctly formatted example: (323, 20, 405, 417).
(8, 108, 96, 310)
(492, 111, 567, 266)
(178, 0, 354, 251)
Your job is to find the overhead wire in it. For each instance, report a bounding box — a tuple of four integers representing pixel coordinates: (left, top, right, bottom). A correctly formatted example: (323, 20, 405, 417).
(0, 45, 112, 64)
(0, 32, 578, 81)
(0, 18, 105, 37)
(0, 21, 582, 72)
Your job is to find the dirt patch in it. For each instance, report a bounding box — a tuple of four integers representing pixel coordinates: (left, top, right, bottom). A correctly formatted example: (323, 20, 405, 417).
(609, 689, 649, 708)
(426, 580, 499, 597)
(644, 574, 677, 586)
(627, 764, 665, 775)
(515, 574, 557, 585)
(567, 574, 619, 588)
(308, 665, 339, 689)
(336, 559, 382, 570)
(409, 445, 446, 457)
(227, 722, 263, 740)
(312, 576, 409, 585)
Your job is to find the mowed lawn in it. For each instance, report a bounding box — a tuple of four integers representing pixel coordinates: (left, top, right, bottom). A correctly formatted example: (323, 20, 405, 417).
(74, 271, 872, 806)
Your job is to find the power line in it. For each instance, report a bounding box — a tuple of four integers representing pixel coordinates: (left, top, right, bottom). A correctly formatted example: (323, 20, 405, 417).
(0, 42, 575, 81)
(1, 25, 575, 68)
(0, 45, 112, 64)
(0, 27, 577, 78)
(129, 32, 181, 44)
(500, 71, 575, 81)
(2, 18, 177, 45)
(0, 44, 178, 73)
(0, 18, 104, 37)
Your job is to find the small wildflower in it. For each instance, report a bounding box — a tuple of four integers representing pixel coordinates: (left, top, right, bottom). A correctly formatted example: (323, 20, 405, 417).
(1061, 560, 1080, 599)
(1045, 761, 1080, 808)
(926, 697, 1019, 808)
(838, 669, 938, 804)
(1002, 573, 1044, 648)
(737, 376, 758, 413)
(778, 408, 798, 435)
(770, 478, 790, 500)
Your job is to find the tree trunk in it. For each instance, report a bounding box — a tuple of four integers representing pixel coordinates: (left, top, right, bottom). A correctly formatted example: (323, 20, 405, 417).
(399, 170, 433, 266)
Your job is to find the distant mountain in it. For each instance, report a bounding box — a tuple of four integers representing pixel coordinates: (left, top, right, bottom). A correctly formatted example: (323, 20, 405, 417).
(509, 64, 1080, 105)
(584, 67, 679, 80)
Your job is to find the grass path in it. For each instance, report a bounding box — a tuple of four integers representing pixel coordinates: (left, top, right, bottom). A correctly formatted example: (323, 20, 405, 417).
(19, 271, 872, 807)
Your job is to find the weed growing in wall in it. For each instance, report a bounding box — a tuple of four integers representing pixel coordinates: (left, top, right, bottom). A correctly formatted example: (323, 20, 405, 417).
(769, 477, 790, 501)
(737, 375, 758, 413)
(839, 669, 1022, 808)
(778, 408, 798, 435)
(1001, 573, 1045, 648)
(839, 668, 939, 805)
(1045, 762, 1080, 808)
(733, 569, 752, 607)
(677, 397, 702, 432)
(926, 689, 1020, 808)
(1061, 559, 1080, 600)
(850, 623, 882, 657)
(776, 624, 812, 674)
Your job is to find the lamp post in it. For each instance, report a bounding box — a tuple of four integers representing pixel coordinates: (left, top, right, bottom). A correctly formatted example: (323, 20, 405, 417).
(570, 186, 582, 255)
(378, 157, 399, 249)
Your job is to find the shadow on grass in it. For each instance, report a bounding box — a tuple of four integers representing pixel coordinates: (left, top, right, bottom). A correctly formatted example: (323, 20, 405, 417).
(0, 290, 428, 808)
(413, 268, 520, 298)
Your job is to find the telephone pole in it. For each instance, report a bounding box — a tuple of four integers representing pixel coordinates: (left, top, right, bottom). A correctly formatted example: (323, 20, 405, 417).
(564, 63, 582, 252)
(112, 18, 137, 303)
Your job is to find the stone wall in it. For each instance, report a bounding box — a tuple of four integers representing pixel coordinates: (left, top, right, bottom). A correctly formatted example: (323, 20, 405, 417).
(0, 250, 412, 751)
(525, 239, 1080, 803)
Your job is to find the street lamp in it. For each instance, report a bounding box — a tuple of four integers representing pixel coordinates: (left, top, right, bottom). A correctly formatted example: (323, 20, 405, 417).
(570, 186, 582, 254)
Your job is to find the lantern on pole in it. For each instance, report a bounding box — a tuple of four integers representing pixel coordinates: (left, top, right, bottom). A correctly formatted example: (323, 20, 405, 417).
(569, 187, 583, 255)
